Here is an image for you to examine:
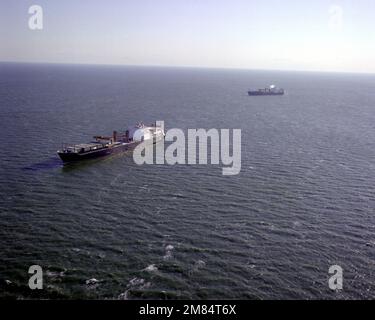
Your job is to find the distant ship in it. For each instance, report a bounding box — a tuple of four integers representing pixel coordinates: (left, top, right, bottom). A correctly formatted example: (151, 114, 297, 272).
(57, 122, 165, 163)
(248, 85, 285, 96)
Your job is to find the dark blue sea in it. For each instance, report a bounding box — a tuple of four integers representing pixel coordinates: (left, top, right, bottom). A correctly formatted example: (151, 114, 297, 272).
(0, 62, 374, 299)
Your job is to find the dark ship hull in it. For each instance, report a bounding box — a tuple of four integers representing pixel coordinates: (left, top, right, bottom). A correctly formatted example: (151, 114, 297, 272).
(248, 91, 284, 96)
(58, 141, 139, 163)
(248, 85, 285, 96)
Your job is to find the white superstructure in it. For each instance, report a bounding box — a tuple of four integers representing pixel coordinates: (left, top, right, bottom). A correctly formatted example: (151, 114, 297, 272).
(128, 122, 165, 143)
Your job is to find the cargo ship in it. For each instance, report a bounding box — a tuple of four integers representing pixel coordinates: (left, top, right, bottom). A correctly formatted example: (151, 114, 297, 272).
(57, 122, 165, 163)
(248, 85, 285, 96)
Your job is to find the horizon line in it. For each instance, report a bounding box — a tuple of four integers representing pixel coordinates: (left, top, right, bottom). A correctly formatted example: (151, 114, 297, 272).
(1, 60, 375, 76)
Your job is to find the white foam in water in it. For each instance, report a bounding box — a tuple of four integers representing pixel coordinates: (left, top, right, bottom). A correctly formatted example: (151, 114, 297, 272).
(193, 260, 206, 272)
(128, 277, 145, 287)
(195, 260, 206, 267)
(46, 271, 65, 278)
(118, 292, 128, 300)
(163, 245, 174, 260)
(163, 252, 172, 260)
(293, 221, 302, 227)
(143, 264, 158, 272)
(85, 278, 99, 286)
(118, 277, 151, 299)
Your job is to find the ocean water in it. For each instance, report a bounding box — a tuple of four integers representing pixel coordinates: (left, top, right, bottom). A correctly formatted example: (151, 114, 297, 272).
(0, 62, 374, 299)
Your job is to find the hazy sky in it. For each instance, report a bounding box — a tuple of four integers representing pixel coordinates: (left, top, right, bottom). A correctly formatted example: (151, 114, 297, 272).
(1, 0, 374, 72)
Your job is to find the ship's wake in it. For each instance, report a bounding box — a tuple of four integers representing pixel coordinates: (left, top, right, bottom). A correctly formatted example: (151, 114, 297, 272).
(22, 157, 63, 171)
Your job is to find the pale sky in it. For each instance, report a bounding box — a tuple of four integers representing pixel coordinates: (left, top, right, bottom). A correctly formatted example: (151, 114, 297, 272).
(1, 0, 374, 73)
